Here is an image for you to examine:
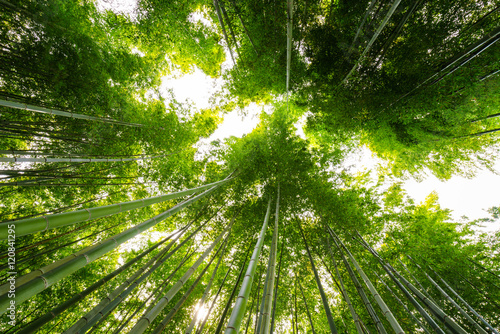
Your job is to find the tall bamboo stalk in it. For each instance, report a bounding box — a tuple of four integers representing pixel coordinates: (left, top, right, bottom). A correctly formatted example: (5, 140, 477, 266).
(349, 0, 379, 54)
(355, 234, 466, 334)
(151, 235, 228, 333)
(398, 259, 439, 306)
(328, 228, 386, 334)
(224, 199, 272, 334)
(0, 181, 224, 314)
(325, 236, 363, 334)
(64, 225, 191, 334)
(213, 0, 237, 65)
(333, 229, 404, 333)
(227, 0, 258, 55)
(259, 186, 280, 334)
(0, 153, 166, 163)
(424, 270, 488, 334)
(286, 0, 293, 95)
(214, 241, 252, 334)
(429, 268, 499, 334)
(270, 227, 285, 334)
(112, 250, 197, 334)
(0, 178, 232, 239)
(298, 280, 317, 334)
(342, 0, 402, 84)
(129, 212, 236, 334)
(0, 98, 143, 127)
(17, 233, 174, 334)
(373, 272, 431, 334)
(195, 265, 233, 334)
(185, 235, 230, 334)
(300, 222, 338, 334)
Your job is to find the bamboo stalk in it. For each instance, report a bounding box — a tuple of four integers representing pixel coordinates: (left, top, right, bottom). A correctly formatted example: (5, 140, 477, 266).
(224, 199, 272, 334)
(0, 178, 232, 239)
(228, 0, 258, 55)
(298, 280, 317, 334)
(196, 265, 233, 334)
(300, 222, 338, 334)
(374, 272, 432, 334)
(185, 235, 230, 334)
(213, 241, 252, 334)
(329, 228, 386, 334)
(325, 236, 363, 334)
(213, 0, 237, 66)
(112, 250, 197, 334)
(260, 186, 280, 334)
(151, 239, 227, 333)
(429, 268, 499, 334)
(270, 225, 285, 334)
(0, 182, 224, 314)
(0, 98, 144, 127)
(342, 0, 403, 84)
(334, 233, 404, 334)
(18, 234, 173, 334)
(65, 224, 194, 334)
(129, 212, 236, 334)
(355, 235, 465, 334)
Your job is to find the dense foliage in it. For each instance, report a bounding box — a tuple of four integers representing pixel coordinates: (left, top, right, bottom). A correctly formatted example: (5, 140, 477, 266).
(0, 0, 499, 333)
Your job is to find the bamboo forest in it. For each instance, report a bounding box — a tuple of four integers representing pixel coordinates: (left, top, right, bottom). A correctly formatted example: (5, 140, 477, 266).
(1, 0, 500, 333)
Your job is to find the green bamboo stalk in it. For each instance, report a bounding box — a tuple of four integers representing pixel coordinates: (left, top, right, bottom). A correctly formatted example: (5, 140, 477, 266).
(255, 260, 269, 334)
(300, 222, 338, 334)
(196, 265, 233, 334)
(65, 224, 193, 334)
(0, 182, 224, 315)
(325, 237, 363, 334)
(429, 268, 498, 334)
(219, 1, 241, 59)
(270, 227, 285, 334)
(374, 272, 432, 334)
(185, 235, 230, 334)
(112, 250, 197, 334)
(334, 231, 404, 334)
(286, 0, 293, 95)
(355, 235, 465, 334)
(349, 0, 379, 54)
(213, 0, 236, 66)
(0, 154, 165, 163)
(244, 268, 263, 334)
(424, 271, 488, 334)
(391, 266, 467, 334)
(355, 236, 446, 334)
(298, 280, 317, 334)
(342, 0, 402, 84)
(129, 213, 236, 334)
(16, 233, 173, 334)
(224, 198, 272, 334)
(214, 241, 253, 334)
(0, 98, 143, 127)
(328, 228, 385, 334)
(0, 178, 231, 239)
(398, 259, 439, 306)
(80, 212, 220, 334)
(227, 0, 258, 55)
(260, 187, 280, 334)
(151, 239, 226, 333)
